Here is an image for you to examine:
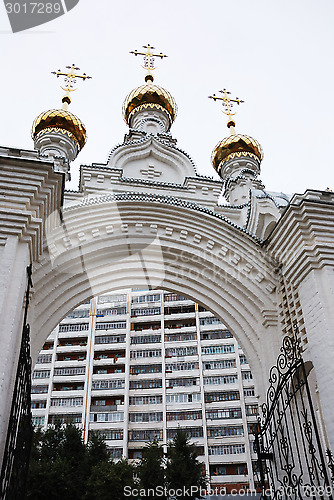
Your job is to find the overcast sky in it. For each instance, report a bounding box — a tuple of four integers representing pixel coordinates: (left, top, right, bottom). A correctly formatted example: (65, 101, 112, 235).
(0, 0, 333, 196)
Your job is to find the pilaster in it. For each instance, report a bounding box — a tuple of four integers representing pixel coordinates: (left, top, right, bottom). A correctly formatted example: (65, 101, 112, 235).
(266, 190, 334, 449)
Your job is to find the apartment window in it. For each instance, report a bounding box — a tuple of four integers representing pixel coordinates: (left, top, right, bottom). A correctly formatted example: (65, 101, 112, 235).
(36, 354, 53, 364)
(239, 354, 248, 364)
(90, 429, 123, 440)
(90, 412, 124, 423)
(208, 444, 245, 455)
(54, 367, 86, 376)
(206, 408, 242, 420)
(129, 395, 163, 405)
(201, 345, 234, 355)
(129, 412, 163, 423)
(166, 393, 201, 404)
(130, 364, 162, 375)
(166, 378, 199, 388)
(164, 333, 196, 342)
(205, 391, 240, 403)
(132, 322, 161, 332)
(210, 465, 226, 476)
(109, 448, 123, 459)
(201, 330, 233, 340)
(130, 349, 161, 359)
(207, 426, 244, 437)
(165, 362, 199, 372)
(66, 309, 90, 319)
(167, 427, 203, 439)
(165, 346, 198, 357)
(95, 321, 126, 330)
(51, 397, 83, 407)
(242, 371, 253, 380)
(97, 307, 127, 316)
(129, 430, 163, 441)
(199, 317, 222, 326)
(95, 334, 126, 344)
(164, 293, 188, 302)
(59, 338, 87, 347)
(48, 414, 82, 425)
(131, 335, 161, 345)
(164, 305, 195, 315)
(92, 379, 125, 390)
(131, 307, 161, 317)
(204, 375, 238, 385)
(244, 388, 255, 397)
(59, 323, 89, 332)
(129, 379, 162, 390)
(132, 294, 161, 303)
(203, 360, 236, 370)
(167, 410, 202, 421)
(32, 416, 45, 427)
(165, 319, 196, 329)
(31, 385, 48, 394)
(98, 294, 127, 304)
(31, 400, 47, 409)
(32, 370, 51, 379)
(246, 404, 259, 416)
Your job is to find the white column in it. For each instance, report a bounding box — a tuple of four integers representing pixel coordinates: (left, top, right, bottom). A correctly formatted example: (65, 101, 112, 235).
(122, 291, 131, 458)
(82, 297, 97, 444)
(0, 236, 30, 462)
(161, 292, 167, 452)
(297, 268, 334, 451)
(43, 328, 59, 430)
(195, 303, 210, 477)
(235, 340, 255, 490)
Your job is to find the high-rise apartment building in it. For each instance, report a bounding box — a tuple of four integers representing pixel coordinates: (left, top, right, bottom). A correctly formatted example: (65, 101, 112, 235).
(31, 289, 259, 493)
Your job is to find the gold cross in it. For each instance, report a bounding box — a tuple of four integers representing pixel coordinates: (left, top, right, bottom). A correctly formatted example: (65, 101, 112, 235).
(130, 44, 167, 82)
(209, 89, 244, 129)
(51, 64, 92, 109)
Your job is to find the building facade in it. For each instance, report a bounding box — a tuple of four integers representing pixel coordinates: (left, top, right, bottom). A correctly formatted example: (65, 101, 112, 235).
(31, 289, 259, 492)
(2, 51, 334, 498)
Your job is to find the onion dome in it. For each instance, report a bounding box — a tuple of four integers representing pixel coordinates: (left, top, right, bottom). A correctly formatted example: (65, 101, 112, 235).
(211, 133, 263, 172)
(32, 109, 87, 151)
(122, 81, 177, 125)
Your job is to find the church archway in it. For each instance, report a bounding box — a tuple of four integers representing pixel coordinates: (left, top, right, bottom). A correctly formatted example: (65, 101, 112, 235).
(30, 194, 281, 398)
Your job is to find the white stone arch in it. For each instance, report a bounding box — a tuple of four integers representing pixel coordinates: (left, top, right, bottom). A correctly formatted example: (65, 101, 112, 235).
(30, 194, 282, 399)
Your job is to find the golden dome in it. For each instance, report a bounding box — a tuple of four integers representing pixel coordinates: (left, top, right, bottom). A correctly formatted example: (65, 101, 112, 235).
(32, 109, 87, 150)
(211, 134, 263, 171)
(122, 83, 177, 124)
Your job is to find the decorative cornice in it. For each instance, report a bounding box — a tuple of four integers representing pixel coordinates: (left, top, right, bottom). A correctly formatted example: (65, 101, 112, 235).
(64, 191, 263, 243)
(265, 193, 334, 284)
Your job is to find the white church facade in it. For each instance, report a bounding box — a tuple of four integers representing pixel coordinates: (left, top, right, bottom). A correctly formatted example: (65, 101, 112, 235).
(1, 50, 334, 496)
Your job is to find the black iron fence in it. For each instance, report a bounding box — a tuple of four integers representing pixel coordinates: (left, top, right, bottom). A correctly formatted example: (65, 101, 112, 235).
(254, 333, 333, 499)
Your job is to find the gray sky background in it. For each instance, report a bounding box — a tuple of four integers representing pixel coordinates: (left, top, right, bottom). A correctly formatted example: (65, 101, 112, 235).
(0, 0, 333, 196)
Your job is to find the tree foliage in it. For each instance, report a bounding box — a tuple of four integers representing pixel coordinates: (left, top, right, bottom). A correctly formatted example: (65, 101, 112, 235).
(166, 429, 207, 499)
(136, 439, 166, 499)
(26, 426, 207, 499)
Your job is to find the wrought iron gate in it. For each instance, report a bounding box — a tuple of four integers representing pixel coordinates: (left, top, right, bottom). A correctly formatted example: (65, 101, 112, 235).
(254, 333, 334, 499)
(0, 265, 33, 499)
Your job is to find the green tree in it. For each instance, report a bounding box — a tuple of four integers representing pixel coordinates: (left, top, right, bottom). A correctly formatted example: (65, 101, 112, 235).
(85, 459, 138, 500)
(26, 424, 111, 500)
(136, 439, 166, 499)
(165, 429, 208, 500)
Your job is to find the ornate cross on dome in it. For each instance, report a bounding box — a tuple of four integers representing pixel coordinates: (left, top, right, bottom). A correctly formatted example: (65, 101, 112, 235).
(209, 89, 244, 131)
(130, 44, 168, 82)
(51, 64, 92, 110)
